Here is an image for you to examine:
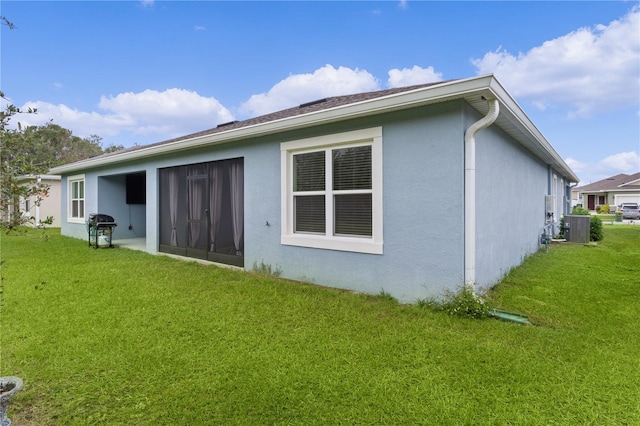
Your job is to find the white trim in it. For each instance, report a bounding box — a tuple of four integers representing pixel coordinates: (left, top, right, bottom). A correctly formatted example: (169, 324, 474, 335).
(281, 127, 383, 254)
(67, 174, 85, 223)
(619, 178, 640, 188)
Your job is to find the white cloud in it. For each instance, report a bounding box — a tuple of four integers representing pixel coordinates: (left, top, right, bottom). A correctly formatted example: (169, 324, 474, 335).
(15, 88, 233, 144)
(600, 151, 640, 173)
(472, 6, 640, 118)
(238, 64, 380, 117)
(566, 151, 640, 183)
(564, 157, 588, 174)
(15, 102, 134, 138)
(194, 26, 205, 31)
(387, 65, 443, 88)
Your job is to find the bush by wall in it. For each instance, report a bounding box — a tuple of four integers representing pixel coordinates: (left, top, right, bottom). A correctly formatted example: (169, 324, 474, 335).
(590, 216, 603, 242)
(567, 206, 603, 242)
(571, 206, 590, 216)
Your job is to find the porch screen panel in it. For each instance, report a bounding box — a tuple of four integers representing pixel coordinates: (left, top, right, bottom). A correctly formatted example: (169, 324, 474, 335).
(168, 168, 180, 246)
(160, 159, 243, 266)
(208, 164, 224, 252)
(187, 165, 208, 250)
(229, 160, 244, 255)
(159, 167, 187, 249)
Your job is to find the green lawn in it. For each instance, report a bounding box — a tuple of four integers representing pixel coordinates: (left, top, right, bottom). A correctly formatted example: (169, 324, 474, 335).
(1, 226, 639, 425)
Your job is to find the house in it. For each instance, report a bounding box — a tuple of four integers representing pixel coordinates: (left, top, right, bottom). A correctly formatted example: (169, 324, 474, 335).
(10, 175, 62, 228)
(50, 75, 578, 303)
(572, 172, 640, 211)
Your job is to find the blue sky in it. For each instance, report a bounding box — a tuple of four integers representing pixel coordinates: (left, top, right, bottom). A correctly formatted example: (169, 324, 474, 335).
(2, 1, 638, 184)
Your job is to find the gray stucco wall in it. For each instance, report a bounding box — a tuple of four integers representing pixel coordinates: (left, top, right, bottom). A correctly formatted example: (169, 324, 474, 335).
(472, 104, 557, 292)
(259, 103, 466, 302)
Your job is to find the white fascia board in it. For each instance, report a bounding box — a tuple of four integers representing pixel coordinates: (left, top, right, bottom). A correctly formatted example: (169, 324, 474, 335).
(619, 178, 640, 188)
(613, 188, 640, 192)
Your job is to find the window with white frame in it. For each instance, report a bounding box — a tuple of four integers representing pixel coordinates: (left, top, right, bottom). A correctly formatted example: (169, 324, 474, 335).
(281, 127, 383, 254)
(68, 175, 85, 221)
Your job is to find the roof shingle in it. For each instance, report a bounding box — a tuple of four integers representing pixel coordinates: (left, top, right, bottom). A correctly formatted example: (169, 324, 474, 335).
(97, 81, 453, 160)
(574, 172, 640, 192)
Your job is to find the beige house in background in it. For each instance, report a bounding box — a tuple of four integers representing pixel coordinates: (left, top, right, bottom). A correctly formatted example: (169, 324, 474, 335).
(572, 172, 640, 211)
(16, 174, 62, 227)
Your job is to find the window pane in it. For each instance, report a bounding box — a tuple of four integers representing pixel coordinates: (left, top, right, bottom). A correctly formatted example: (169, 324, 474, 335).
(72, 200, 78, 218)
(79, 181, 84, 198)
(294, 195, 325, 234)
(294, 151, 325, 192)
(72, 182, 78, 199)
(79, 200, 84, 218)
(334, 194, 372, 236)
(333, 146, 371, 190)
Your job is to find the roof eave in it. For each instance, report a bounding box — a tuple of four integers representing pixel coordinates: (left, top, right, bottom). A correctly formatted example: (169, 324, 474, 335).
(50, 74, 578, 183)
(484, 78, 579, 183)
(50, 76, 496, 175)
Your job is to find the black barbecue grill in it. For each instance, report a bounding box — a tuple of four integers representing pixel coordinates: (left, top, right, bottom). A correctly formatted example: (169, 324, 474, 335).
(87, 213, 117, 248)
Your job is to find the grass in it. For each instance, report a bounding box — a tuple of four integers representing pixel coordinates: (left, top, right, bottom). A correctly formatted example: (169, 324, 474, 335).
(1, 226, 639, 425)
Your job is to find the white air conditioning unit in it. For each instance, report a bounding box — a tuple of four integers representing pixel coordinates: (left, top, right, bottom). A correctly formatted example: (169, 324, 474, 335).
(545, 195, 555, 218)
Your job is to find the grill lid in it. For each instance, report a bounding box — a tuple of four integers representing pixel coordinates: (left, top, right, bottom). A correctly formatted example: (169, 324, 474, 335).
(88, 213, 115, 224)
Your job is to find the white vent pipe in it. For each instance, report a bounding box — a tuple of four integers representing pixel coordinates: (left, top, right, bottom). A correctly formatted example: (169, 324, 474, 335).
(464, 97, 499, 292)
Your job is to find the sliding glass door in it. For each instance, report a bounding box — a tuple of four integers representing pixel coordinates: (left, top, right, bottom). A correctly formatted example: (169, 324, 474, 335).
(159, 158, 244, 266)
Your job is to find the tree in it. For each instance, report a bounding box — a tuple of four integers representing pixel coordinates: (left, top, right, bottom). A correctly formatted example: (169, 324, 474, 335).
(19, 123, 123, 168)
(1, 121, 125, 232)
(1, 16, 49, 231)
(0, 94, 50, 231)
(1, 16, 124, 232)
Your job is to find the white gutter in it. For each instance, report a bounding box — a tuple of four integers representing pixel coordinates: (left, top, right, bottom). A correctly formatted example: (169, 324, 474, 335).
(464, 97, 499, 292)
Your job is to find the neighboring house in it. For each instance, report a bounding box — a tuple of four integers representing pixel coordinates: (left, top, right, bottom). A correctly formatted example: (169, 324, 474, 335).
(50, 75, 578, 302)
(13, 175, 62, 227)
(572, 172, 640, 211)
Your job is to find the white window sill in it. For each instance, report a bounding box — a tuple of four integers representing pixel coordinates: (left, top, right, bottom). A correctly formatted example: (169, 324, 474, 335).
(282, 234, 383, 255)
(67, 218, 86, 224)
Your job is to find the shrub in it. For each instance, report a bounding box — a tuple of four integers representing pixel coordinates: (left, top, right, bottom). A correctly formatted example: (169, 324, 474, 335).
(376, 289, 398, 304)
(597, 204, 610, 214)
(571, 206, 590, 215)
(420, 287, 492, 319)
(590, 216, 603, 242)
(251, 261, 282, 277)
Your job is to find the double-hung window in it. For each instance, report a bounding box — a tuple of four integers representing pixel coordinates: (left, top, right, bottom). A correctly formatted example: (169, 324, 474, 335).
(281, 127, 383, 254)
(68, 175, 85, 222)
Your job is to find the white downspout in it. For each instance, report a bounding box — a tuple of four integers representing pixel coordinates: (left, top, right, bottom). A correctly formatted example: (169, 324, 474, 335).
(464, 97, 499, 292)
